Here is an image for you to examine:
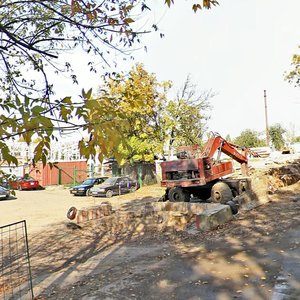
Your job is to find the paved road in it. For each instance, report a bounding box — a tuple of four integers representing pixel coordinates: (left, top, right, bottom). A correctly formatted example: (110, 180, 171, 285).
(272, 227, 300, 300)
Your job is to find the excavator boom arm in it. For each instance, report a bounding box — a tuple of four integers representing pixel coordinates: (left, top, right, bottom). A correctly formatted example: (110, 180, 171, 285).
(201, 134, 249, 175)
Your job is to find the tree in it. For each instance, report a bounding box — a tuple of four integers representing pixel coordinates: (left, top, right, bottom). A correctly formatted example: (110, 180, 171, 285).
(269, 124, 286, 150)
(233, 129, 266, 148)
(93, 63, 171, 164)
(161, 75, 213, 157)
(91, 69, 213, 163)
(286, 47, 300, 87)
(165, 0, 219, 12)
(0, 0, 156, 165)
(0, 0, 219, 100)
(0, 0, 219, 166)
(0, 0, 154, 99)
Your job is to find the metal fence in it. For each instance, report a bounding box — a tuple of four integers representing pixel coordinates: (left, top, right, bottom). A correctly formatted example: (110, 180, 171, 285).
(0, 221, 33, 300)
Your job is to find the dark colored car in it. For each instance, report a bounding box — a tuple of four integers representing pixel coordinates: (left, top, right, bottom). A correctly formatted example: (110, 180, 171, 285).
(9, 176, 40, 190)
(70, 177, 108, 196)
(90, 176, 138, 198)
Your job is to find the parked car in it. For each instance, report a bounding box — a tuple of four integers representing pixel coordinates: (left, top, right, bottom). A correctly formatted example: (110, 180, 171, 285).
(90, 176, 138, 198)
(70, 177, 108, 196)
(0, 178, 9, 189)
(9, 176, 40, 190)
(0, 186, 10, 199)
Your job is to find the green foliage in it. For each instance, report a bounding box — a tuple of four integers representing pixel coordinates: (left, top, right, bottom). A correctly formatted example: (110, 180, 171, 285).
(89, 67, 213, 164)
(92, 63, 171, 164)
(293, 136, 300, 143)
(234, 129, 266, 148)
(165, 0, 219, 12)
(269, 124, 286, 151)
(0, 0, 219, 99)
(285, 47, 300, 86)
(0, 0, 153, 166)
(0, 0, 149, 98)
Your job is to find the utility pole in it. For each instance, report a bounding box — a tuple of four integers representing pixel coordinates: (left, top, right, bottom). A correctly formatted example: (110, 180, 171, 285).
(264, 90, 270, 146)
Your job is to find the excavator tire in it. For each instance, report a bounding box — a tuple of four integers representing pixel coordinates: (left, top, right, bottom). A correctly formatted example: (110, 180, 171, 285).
(168, 187, 190, 202)
(211, 182, 233, 204)
(226, 200, 239, 215)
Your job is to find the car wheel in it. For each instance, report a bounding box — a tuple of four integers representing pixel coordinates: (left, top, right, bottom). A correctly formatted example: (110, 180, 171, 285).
(130, 185, 137, 193)
(18, 185, 22, 191)
(106, 190, 113, 198)
(86, 189, 92, 196)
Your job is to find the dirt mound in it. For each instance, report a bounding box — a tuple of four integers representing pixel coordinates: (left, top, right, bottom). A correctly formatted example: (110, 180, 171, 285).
(266, 160, 300, 192)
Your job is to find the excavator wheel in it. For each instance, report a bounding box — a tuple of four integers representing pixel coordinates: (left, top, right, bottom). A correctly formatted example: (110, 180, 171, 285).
(226, 200, 239, 215)
(168, 187, 190, 202)
(211, 182, 233, 204)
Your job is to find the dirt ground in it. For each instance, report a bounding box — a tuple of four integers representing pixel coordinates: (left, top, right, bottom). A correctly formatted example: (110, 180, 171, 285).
(1, 158, 300, 299)
(0, 185, 164, 234)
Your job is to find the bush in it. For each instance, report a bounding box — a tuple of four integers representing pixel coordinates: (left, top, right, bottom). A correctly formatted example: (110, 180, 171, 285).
(143, 174, 157, 186)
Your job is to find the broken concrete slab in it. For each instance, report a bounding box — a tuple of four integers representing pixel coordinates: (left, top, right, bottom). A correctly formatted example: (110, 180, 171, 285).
(70, 201, 236, 233)
(71, 202, 113, 224)
(155, 211, 191, 231)
(195, 204, 233, 231)
(152, 202, 221, 215)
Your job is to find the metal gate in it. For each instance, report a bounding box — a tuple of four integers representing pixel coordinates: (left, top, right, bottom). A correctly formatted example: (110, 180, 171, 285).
(0, 220, 33, 299)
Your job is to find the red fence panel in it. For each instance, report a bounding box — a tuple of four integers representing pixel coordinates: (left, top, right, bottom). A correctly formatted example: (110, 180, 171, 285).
(28, 161, 88, 186)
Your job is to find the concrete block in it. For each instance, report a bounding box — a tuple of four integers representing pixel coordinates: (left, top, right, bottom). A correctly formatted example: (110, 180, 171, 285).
(195, 205, 233, 231)
(141, 205, 155, 216)
(76, 208, 89, 223)
(155, 211, 191, 231)
(100, 202, 113, 216)
(74, 202, 113, 224)
(152, 202, 220, 215)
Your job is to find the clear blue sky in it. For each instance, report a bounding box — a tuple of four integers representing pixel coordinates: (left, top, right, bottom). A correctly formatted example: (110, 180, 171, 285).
(53, 0, 300, 139)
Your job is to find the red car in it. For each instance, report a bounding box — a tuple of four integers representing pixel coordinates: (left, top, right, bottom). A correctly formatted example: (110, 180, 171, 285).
(10, 176, 40, 190)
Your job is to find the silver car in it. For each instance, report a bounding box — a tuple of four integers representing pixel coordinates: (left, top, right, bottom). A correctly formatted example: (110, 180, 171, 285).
(0, 186, 10, 200)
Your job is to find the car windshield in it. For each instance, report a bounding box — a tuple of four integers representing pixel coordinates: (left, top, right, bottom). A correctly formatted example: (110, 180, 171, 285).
(82, 179, 95, 185)
(102, 177, 118, 185)
(23, 177, 35, 181)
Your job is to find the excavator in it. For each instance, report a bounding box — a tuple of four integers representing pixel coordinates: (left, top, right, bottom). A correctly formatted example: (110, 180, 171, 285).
(161, 133, 253, 205)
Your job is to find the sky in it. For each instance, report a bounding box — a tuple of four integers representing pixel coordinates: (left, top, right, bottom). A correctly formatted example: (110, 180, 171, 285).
(53, 0, 300, 139)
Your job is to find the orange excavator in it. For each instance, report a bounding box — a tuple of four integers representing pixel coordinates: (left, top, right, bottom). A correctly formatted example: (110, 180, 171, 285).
(161, 133, 252, 204)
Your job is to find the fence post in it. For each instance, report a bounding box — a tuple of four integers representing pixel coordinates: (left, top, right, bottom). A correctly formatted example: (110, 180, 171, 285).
(112, 163, 118, 177)
(137, 164, 143, 187)
(58, 168, 62, 185)
(0, 221, 34, 299)
(73, 166, 77, 185)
